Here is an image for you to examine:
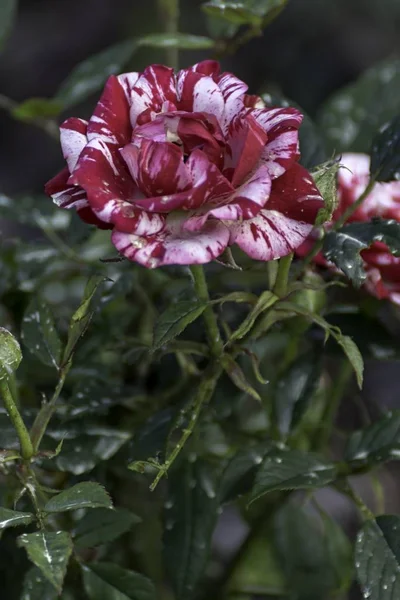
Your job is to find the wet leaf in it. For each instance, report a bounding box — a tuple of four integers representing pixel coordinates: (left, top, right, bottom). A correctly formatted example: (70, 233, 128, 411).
(21, 298, 62, 369)
(345, 411, 400, 467)
(152, 300, 206, 350)
(137, 33, 215, 49)
(18, 531, 73, 592)
(274, 352, 323, 437)
(275, 502, 351, 599)
(370, 114, 400, 182)
(74, 508, 141, 548)
(21, 567, 58, 600)
(312, 160, 340, 226)
(220, 445, 271, 502)
(0, 327, 22, 381)
(202, 0, 287, 27)
(355, 516, 400, 600)
(323, 218, 400, 287)
(0, 507, 34, 529)
(250, 449, 336, 503)
(318, 58, 400, 152)
(44, 482, 112, 513)
(163, 460, 222, 600)
(82, 562, 156, 600)
(55, 39, 137, 109)
(0, 0, 17, 51)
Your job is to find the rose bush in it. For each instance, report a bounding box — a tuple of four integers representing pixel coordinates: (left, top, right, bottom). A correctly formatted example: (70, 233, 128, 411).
(45, 61, 323, 268)
(299, 153, 400, 304)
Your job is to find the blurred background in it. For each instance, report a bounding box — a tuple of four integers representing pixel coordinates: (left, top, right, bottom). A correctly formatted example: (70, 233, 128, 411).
(1, 0, 400, 196)
(1, 2, 400, 598)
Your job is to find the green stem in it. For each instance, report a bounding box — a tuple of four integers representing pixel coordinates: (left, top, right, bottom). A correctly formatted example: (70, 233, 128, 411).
(315, 359, 352, 452)
(336, 479, 375, 522)
(150, 363, 222, 491)
(190, 265, 224, 356)
(301, 178, 377, 272)
(158, 0, 180, 69)
(0, 379, 33, 460)
(272, 253, 293, 297)
(30, 364, 71, 452)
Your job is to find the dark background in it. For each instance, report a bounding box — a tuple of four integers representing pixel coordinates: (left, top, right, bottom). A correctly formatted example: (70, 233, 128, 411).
(1, 0, 400, 196)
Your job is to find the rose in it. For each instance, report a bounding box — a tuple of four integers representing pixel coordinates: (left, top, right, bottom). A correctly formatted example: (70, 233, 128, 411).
(299, 153, 400, 304)
(46, 61, 323, 268)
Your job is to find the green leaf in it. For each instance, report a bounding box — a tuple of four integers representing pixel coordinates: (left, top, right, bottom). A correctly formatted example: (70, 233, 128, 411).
(82, 562, 156, 600)
(18, 531, 73, 592)
(0, 327, 22, 381)
(323, 218, 400, 287)
(21, 297, 62, 369)
(274, 502, 351, 600)
(230, 290, 279, 342)
(0, 507, 34, 529)
(221, 354, 261, 402)
(274, 352, 323, 437)
(312, 160, 340, 226)
(345, 411, 400, 467)
(21, 567, 58, 600)
(163, 460, 222, 600)
(137, 33, 215, 49)
(250, 449, 336, 503)
(319, 510, 353, 594)
(74, 507, 141, 548)
(355, 516, 400, 600)
(55, 39, 137, 109)
(202, 2, 262, 26)
(0, 0, 17, 51)
(12, 98, 62, 121)
(370, 114, 400, 182)
(44, 482, 112, 513)
(318, 58, 400, 153)
(63, 275, 107, 365)
(152, 300, 206, 350)
(220, 445, 271, 502)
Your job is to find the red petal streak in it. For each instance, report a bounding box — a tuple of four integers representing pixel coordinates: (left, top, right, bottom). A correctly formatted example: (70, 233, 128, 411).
(225, 114, 268, 186)
(45, 167, 87, 210)
(177, 71, 224, 122)
(60, 118, 88, 173)
(87, 75, 131, 146)
(129, 65, 176, 127)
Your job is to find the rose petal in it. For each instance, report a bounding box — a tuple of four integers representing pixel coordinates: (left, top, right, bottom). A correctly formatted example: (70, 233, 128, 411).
(117, 71, 140, 100)
(71, 137, 164, 234)
(252, 107, 303, 178)
(229, 163, 323, 261)
(112, 213, 229, 268)
(129, 65, 177, 127)
(224, 114, 268, 186)
(177, 71, 224, 122)
(217, 71, 248, 131)
(121, 139, 190, 197)
(60, 118, 88, 173)
(87, 75, 131, 146)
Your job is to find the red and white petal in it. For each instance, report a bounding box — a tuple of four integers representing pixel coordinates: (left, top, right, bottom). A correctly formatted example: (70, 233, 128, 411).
(217, 71, 248, 131)
(224, 114, 268, 186)
(229, 163, 323, 261)
(243, 94, 265, 108)
(60, 118, 88, 173)
(186, 60, 220, 77)
(87, 75, 131, 146)
(117, 71, 140, 100)
(129, 65, 177, 127)
(45, 167, 87, 210)
(177, 71, 224, 122)
(112, 213, 229, 268)
(70, 137, 164, 235)
(252, 107, 303, 178)
(121, 140, 190, 197)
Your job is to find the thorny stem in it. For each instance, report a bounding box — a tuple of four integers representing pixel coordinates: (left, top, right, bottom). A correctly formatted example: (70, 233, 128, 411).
(149, 363, 222, 491)
(0, 379, 33, 460)
(190, 265, 224, 357)
(300, 177, 377, 271)
(272, 253, 293, 297)
(158, 0, 180, 70)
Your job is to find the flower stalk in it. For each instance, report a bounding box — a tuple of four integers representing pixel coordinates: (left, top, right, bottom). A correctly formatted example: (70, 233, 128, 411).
(273, 252, 293, 297)
(0, 378, 33, 460)
(158, 0, 180, 70)
(190, 265, 224, 357)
